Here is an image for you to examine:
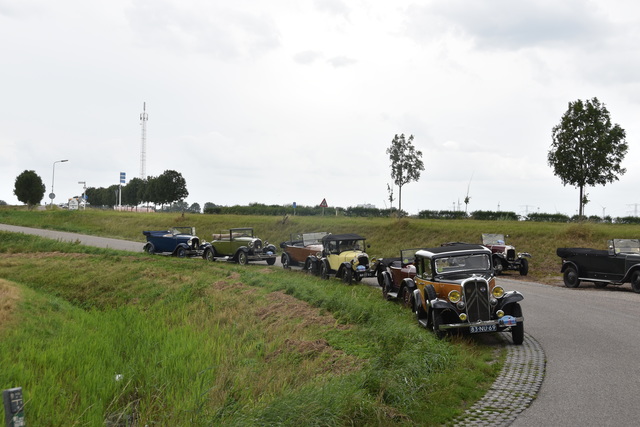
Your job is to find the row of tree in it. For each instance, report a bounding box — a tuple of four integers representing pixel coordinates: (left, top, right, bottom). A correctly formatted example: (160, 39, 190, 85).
(83, 170, 188, 208)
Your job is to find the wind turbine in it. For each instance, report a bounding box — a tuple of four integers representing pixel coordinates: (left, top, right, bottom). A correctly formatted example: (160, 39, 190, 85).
(464, 173, 474, 214)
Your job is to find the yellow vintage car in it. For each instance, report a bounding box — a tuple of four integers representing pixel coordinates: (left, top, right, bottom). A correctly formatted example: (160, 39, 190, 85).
(315, 233, 373, 284)
(408, 244, 524, 344)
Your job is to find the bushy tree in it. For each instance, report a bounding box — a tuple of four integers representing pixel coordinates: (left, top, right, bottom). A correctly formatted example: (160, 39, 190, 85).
(14, 170, 46, 209)
(386, 134, 424, 215)
(548, 97, 627, 216)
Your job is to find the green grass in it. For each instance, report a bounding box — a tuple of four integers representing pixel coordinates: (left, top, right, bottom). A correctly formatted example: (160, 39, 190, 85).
(0, 231, 504, 425)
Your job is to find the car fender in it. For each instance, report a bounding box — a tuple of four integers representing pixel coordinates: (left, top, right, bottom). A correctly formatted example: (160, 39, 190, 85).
(622, 265, 640, 282)
(400, 277, 416, 295)
(560, 260, 579, 274)
(234, 247, 249, 260)
(412, 288, 424, 311)
(265, 243, 277, 254)
(381, 271, 393, 291)
(341, 261, 353, 272)
(497, 290, 524, 310)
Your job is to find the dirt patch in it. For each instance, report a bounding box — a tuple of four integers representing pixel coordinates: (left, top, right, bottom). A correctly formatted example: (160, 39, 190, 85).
(267, 338, 362, 376)
(0, 279, 21, 328)
(256, 291, 349, 330)
(209, 280, 258, 295)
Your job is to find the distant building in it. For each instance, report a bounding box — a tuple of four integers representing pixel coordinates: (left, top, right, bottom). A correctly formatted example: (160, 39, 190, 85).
(356, 203, 376, 209)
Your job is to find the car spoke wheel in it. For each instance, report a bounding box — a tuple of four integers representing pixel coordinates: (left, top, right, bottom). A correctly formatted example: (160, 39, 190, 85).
(563, 266, 580, 288)
(320, 262, 329, 280)
(510, 303, 524, 345)
(493, 257, 503, 275)
(204, 248, 215, 261)
(281, 253, 291, 269)
(342, 268, 353, 285)
(401, 286, 412, 308)
(376, 268, 384, 287)
(631, 271, 640, 293)
(175, 247, 186, 258)
(519, 258, 529, 276)
(237, 251, 248, 265)
(381, 272, 392, 300)
(145, 243, 155, 255)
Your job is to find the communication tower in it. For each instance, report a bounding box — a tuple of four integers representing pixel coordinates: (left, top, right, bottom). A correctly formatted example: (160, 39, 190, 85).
(140, 102, 148, 179)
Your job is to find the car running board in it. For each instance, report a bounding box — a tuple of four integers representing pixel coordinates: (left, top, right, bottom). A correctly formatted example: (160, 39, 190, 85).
(417, 319, 429, 328)
(387, 292, 399, 299)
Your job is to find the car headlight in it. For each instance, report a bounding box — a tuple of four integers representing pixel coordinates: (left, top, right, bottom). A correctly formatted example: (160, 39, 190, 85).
(492, 286, 504, 298)
(448, 290, 461, 303)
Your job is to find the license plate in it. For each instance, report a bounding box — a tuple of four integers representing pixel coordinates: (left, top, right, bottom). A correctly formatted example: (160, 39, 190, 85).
(470, 324, 497, 334)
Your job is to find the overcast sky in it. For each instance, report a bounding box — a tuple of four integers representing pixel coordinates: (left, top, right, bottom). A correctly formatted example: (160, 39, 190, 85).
(2, 0, 639, 217)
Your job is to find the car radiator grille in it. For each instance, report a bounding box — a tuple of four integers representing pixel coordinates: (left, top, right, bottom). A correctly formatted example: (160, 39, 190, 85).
(462, 279, 491, 322)
(357, 255, 369, 266)
(507, 249, 516, 261)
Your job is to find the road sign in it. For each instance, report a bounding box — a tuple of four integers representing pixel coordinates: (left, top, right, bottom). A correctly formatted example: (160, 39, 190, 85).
(120, 172, 126, 184)
(320, 198, 328, 208)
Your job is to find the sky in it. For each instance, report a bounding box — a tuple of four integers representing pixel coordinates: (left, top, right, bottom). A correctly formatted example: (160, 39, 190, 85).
(2, 0, 640, 218)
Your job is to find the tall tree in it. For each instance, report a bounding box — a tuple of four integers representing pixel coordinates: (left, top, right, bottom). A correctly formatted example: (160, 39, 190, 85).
(386, 134, 424, 215)
(548, 97, 627, 216)
(13, 170, 46, 209)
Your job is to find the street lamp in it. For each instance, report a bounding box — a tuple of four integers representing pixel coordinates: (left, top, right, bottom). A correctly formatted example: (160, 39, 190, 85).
(50, 159, 68, 206)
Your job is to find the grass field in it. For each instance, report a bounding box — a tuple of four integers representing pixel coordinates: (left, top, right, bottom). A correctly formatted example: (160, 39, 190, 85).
(0, 209, 524, 425)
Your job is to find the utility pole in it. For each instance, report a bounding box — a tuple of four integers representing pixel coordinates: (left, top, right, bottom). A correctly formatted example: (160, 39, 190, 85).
(140, 102, 148, 179)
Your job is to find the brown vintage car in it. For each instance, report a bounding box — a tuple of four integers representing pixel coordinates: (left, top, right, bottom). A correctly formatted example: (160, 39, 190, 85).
(279, 232, 329, 271)
(378, 248, 425, 306)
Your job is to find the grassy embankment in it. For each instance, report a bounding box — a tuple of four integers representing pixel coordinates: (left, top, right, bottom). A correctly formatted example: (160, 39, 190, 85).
(3, 207, 640, 284)
(0, 209, 512, 425)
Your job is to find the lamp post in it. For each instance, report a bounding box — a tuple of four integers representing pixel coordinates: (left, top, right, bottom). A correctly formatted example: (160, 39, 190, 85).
(50, 159, 68, 207)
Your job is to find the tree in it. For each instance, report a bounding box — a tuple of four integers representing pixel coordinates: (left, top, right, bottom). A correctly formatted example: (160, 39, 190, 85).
(386, 134, 424, 214)
(14, 170, 46, 209)
(548, 97, 627, 216)
(153, 170, 188, 207)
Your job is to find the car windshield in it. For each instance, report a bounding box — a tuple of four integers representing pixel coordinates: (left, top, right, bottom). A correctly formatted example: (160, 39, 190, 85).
(228, 229, 253, 238)
(302, 232, 328, 246)
(613, 239, 640, 254)
(171, 227, 194, 235)
(327, 239, 366, 253)
(400, 248, 422, 265)
(482, 233, 505, 245)
(434, 254, 491, 274)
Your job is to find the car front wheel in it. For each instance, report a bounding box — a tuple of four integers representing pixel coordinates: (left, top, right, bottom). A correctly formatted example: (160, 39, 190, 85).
(342, 268, 353, 284)
(519, 258, 529, 276)
(432, 309, 445, 339)
(630, 271, 640, 293)
(204, 248, 215, 261)
(320, 262, 329, 280)
(237, 251, 248, 265)
(510, 303, 524, 345)
(563, 266, 580, 288)
(175, 247, 187, 258)
(281, 253, 291, 269)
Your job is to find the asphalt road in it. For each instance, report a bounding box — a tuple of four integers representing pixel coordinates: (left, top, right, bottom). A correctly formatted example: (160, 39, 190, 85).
(3, 223, 640, 426)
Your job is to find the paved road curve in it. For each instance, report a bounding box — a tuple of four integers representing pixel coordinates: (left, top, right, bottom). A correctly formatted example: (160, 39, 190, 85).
(3, 223, 640, 425)
(501, 277, 640, 427)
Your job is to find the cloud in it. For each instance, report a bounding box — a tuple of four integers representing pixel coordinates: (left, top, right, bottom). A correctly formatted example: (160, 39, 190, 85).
(294, 50, 323, 65)
(327, 55, 357, 67)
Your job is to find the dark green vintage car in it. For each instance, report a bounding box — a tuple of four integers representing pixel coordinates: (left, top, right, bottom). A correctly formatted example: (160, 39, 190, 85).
(206, 228, 277, 265)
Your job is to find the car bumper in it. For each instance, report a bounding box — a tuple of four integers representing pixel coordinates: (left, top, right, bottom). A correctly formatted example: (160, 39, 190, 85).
(439, 316, 524, 331)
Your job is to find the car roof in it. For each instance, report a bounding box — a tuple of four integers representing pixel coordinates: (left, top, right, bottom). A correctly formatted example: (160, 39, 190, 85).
(416, 244, 490, 258)
(321, 233, 365, 242)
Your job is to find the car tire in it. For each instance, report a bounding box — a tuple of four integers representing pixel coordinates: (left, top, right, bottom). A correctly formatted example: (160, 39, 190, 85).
(144, 243, 155, 255)
(425, 284, 437, 302)
(519, 258, 529, 276)
(204, 247, 215, 261)
(510, 303, 524, 345)
(432, 309, 445, 339)
(281, 253, 291, 269)
(266, 257, 276, 266)
(381, 272, 392, 300)
(175, 247, 187, 258)
(630, 271, 640, 293)
(493, 257, 503, 275)
(376, 267, 384, 287)
(320, 261, 329, 280)
(563, 266, 580, 288)
(342, 268, 353, 285)
(237, 251, 248, 266)
(401, 286, 412, 308)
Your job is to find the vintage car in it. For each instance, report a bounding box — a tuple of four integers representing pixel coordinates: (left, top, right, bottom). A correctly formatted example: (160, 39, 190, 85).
(378, 248, 425, 305)
(405, 244, 524, 344)
(279, 232, 328, 270)
(142, 226, 212, 258)
(482, 233, 531, 276)
(557, 239, 640, 293)
(308, 233, 373, 284)
(206, 228, 277, 265)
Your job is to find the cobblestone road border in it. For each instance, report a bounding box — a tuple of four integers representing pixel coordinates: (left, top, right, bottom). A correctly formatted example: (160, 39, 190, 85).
(452, 332, 545, 426)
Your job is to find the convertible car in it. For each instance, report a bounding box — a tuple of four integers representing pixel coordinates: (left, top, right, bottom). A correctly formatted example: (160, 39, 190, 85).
(557, 239, 640, 293)
(143, 226, 211, 258)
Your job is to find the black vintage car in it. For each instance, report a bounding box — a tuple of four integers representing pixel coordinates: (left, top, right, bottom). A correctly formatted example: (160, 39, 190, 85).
(557, 239, 640, 293)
